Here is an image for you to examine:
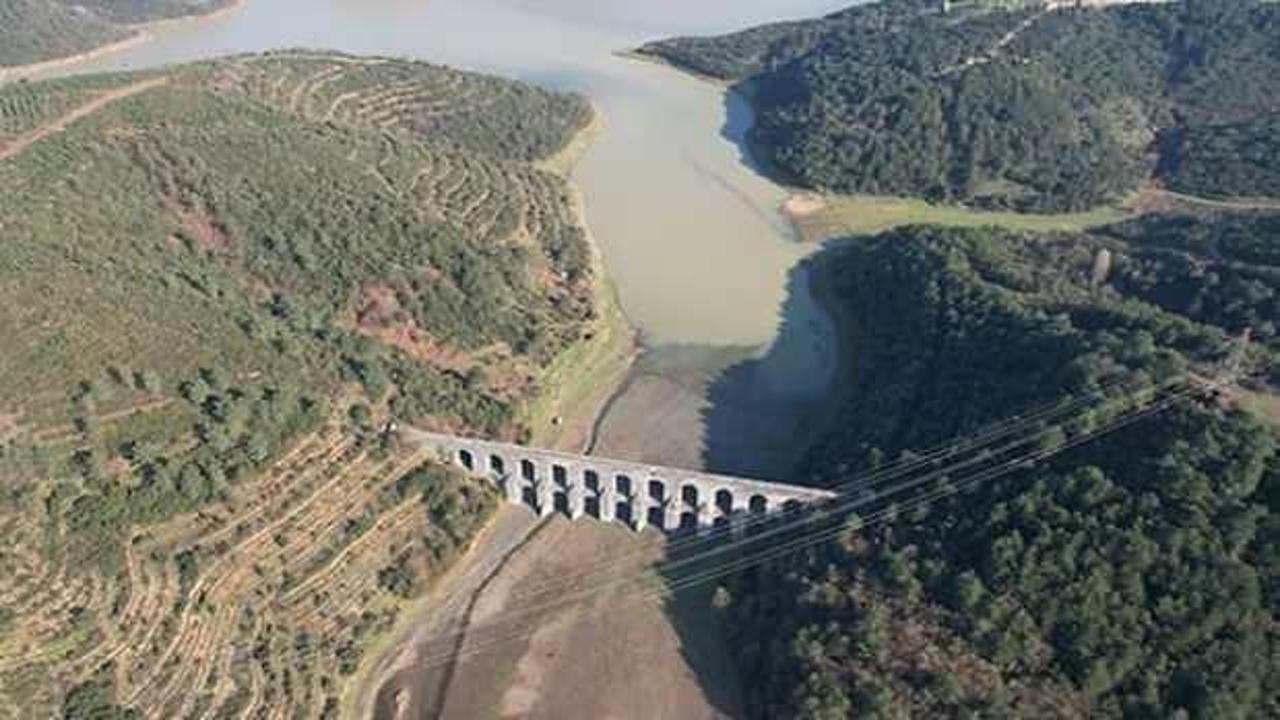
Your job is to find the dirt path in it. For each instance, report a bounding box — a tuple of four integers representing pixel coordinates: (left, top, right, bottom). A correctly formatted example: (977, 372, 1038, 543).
(29, 396, 174, 444)
(1147, 188, 1280, 212)
(352, 505, 542, 719)
(0, 77, 168, 162)
(936, 8, 1049, 78)
(437, 517, 743, 720)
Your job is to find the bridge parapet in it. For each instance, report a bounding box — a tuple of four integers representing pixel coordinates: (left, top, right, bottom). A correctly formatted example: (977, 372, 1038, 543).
(409, 429, 836, 534)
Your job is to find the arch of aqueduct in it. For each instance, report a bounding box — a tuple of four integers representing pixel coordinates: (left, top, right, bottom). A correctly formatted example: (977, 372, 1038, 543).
(413, 431, 837, 534)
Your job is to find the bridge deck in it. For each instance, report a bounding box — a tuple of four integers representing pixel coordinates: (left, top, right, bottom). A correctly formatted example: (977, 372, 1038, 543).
(408, 428, 837, 532)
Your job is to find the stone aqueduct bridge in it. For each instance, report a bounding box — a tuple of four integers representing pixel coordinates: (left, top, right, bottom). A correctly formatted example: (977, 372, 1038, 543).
(414, 431, 837, 533)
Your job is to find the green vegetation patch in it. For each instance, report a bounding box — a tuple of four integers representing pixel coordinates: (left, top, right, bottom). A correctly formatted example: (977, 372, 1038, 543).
(723, 213, 1279, 718)
(0, 51, 588, 709)
(0, 52, 598, 570)
(0, 0, 235, 69)
(0, 0, 128, 68)
(641, 0, 1280, 212)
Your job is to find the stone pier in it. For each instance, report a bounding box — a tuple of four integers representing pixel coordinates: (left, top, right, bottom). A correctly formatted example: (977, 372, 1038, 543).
(412, 430, 837, 534)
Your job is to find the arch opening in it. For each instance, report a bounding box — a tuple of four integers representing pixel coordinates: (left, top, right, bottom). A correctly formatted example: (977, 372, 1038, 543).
(553, 492, 569, 514)
(458, 449, 474, 471)
(521, 458, 536, 481)
(489, 454, 505, 476)
(552, 464, 568, 489)
(647, 506, 665, 530)
(615, 474, 632, 496)
(679, 511, 698, 533)
(648, 479, 666, 501)
(681, 484, 699, 508)
(615, 502, 633, 525)
(715, 489, 733, 514)
(584, 469, 600, 492)
(521, 485, 538, 509)
(749, 495, 767, 515)
(584, 496, 601, 518)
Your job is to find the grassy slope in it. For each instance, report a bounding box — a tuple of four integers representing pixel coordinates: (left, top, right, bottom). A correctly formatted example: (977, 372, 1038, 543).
(787, 193, 1132, 242)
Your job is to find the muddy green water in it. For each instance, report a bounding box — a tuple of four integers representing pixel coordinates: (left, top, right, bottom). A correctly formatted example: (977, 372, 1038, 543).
(29, 0, 849, 476)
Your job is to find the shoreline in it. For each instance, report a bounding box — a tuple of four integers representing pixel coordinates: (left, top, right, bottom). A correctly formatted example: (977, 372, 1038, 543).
(621, 46, 1148, 245)
(525, 102, 641, 454)
(348, 100, 638, 716)
(0, 0, 248, 85)
(793, 248, 858, 469)
(0, 34, 150, 85)
(613, 48, 735, 89)
(589, 46, 851, 482)
(617, 48, 822, 246)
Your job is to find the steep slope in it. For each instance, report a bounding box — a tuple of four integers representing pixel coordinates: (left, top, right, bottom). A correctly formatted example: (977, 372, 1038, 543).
(639, 0, 1280, 212)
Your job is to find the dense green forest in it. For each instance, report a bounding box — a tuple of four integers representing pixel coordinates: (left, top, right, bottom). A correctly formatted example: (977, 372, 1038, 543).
(718, 212, 1279, 718)
(0, 0, 233, 68)
(1165, 114, 1280, 200)
(640, 0, 1280, 211)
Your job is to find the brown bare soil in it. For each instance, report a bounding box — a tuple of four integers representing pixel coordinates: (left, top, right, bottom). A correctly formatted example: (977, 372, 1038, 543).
(354, 505, 541, 719)
(435, 517, 743, 720)
(162, 197, 229, 253)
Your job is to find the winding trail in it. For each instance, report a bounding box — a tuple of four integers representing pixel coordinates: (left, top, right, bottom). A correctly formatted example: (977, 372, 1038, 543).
(935, 9, 1049, 78)
(0, 76, 168, 162)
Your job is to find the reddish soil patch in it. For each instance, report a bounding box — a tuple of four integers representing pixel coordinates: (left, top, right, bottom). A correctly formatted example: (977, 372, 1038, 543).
(352, 285, 473, 373)
(163, 197, 230, 253)
(350, 284, 536, 401)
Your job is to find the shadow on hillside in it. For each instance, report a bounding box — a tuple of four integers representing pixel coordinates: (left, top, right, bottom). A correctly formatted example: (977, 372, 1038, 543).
(655, 249, 846, 716)
(702, 253, 838, 480)
(720, 84, 786, 186)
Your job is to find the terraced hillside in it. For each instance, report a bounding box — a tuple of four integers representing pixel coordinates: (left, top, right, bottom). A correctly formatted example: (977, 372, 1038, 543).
(0, 51, 601, 716)
(1, 424, 496, 718)
(0, 0, 235, 70)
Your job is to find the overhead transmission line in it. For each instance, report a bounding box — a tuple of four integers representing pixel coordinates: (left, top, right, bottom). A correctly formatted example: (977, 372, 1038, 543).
(368, 369, 1218, 673)
(497, 372, 1182, 607)
(157, 338, 1248, 689)
(391, 373, 1210, 675)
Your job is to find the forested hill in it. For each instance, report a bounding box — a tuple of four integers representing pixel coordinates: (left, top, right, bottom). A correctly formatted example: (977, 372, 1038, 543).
(720, 212, 1279, 717)
(639, 0, 1280, 212)
(0, 0, 235, 69)
(0, 53, 597, 716)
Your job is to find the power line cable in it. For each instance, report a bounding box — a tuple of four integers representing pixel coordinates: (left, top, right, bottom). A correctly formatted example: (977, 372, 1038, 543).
(377, 379, 1201, 673)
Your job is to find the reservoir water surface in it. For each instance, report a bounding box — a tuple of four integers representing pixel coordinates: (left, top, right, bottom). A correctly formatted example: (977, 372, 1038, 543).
(33, 0, 850, 476)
